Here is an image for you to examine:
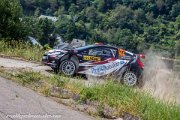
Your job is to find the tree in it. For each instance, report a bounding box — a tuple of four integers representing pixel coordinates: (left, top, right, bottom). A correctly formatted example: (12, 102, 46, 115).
(34, 7, 40, 17)
(39, 18, 55, 45)
(107, 29, 138, 52)
(109, 5, 134, 28)
(49, 0, 58, 10)
(55, 16, 90, 42)
(85, 6, 98, 23)
(76, 0, 90, 10)
(156, 0, 165, 11)
(170, 2, 180, 18)
(95, 0, 105, 12)
(46, 8, 53, 15)
(55, 17, 75, 41)
(0, 0, 23, 39)
(21, 17, 42, 39)
(17, 0, 178, 56)
(68, 3, 78, 15)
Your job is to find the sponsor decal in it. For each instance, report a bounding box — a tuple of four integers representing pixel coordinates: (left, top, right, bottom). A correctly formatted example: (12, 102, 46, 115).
(83, 55, 101, 61)
(88, 60, 127, 76)
(120, 61, 125, 64)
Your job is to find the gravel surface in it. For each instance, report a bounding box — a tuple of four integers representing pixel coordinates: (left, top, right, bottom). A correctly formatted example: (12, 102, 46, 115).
(0, 57, 52, 76)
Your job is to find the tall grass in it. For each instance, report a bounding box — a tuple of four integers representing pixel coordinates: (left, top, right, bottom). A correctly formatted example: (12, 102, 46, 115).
(80, 81, 180, 120)
(0, 40, 44, 61)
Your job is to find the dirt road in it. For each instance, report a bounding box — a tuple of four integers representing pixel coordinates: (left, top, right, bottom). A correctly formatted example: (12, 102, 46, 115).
(0, 57, 94, 120)
(0, 57, 52, 76)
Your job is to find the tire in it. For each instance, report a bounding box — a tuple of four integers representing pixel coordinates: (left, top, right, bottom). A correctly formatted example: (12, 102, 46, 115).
(122, 71, 138, 86)
(53, 68, 58, 74)
(59, 60, 76, 76)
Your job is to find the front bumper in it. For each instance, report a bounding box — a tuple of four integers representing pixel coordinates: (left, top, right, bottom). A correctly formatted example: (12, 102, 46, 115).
(42, 61, 53, 66)
(42, 55, 55, 66)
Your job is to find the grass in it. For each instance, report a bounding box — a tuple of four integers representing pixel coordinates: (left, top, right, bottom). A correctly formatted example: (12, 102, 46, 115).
(0, 40, 44, 62)
(0, 69, 51, 96)
(80, 81, 180, 120)
(0, 68, 179, 120)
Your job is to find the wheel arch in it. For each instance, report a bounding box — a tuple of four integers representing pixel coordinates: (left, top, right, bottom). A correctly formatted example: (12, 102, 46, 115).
(57, 53, 79, 73)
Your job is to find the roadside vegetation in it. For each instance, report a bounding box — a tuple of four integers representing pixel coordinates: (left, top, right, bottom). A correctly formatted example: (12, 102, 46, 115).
(0, 40, 43, 62)
(0, 68, 179, 120)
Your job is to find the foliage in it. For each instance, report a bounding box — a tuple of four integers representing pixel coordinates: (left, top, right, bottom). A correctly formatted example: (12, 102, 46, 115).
(15, 71, 41, 85)
(0, 0, 24, 39)
(0, 40, 43, 61)
(81, 81, 180, 120)
(1, 0, 180, 54)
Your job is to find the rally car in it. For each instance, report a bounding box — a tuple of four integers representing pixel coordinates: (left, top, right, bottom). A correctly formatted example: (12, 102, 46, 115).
(48, 44, 144, 86)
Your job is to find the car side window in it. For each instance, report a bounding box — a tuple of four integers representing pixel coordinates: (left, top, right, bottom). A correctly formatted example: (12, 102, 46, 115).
(110, 49, 117, 58)
(79, 49, 88, 55)
(89, 48, 101, 56)
(88, 48, 113, 58)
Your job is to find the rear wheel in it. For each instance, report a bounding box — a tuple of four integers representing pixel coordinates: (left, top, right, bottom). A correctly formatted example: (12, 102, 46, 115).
(59, 60, 76, 76)
(123, 71, 137, 86)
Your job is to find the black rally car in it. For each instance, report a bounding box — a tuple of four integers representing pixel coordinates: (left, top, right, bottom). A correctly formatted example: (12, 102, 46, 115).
(50, 44, 145, 86)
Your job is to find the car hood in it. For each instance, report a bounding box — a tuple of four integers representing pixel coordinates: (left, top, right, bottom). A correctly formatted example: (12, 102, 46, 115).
(45, 49, 67, 55)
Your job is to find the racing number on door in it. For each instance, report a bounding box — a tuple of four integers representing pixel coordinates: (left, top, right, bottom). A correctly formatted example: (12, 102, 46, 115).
(118, 49, 125, 57)
(83, 55, 101, 61)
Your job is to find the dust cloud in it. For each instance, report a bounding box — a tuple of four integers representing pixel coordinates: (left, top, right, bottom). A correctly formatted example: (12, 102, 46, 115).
(142, 51, 180, 104)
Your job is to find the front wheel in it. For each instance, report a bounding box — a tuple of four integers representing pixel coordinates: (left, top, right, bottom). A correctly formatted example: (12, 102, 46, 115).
(59, 60, 76, 76)
(123, 71, 138, 86)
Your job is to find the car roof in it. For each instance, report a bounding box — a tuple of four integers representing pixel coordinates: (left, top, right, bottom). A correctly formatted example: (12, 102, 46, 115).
(75, 44, 134, 57)
(75, 44, 117, 51)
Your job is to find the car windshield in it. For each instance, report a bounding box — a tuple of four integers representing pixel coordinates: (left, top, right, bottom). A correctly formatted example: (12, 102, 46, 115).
(75, 45, 94, 51)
